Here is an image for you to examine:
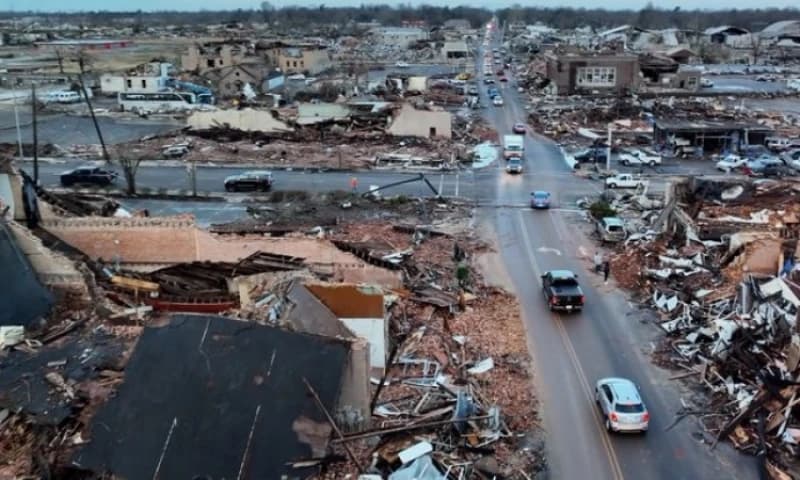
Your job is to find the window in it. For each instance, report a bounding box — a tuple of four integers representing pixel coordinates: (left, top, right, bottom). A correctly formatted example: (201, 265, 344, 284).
(126, 79, 132, 88)
(616, 403, 645, 413)
(207, 59, 215, 68)
(219, 60, 223, 65)
(576, 66, 617, 87)
(286, 60, 290, 67)
(602, 385, 613, 403)
(300, 60, 305, 68)
(293, 61, 297, 68)
(429, 127, 437, 137)
(141, 79, 147, 88)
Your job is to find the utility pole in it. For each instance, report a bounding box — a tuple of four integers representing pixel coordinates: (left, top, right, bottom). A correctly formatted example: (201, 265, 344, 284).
(77, 74, 110, 163)
(12, 97, 23, 163)
(190, 159, 197, 197)
(32, 84, 38, 185)
(606, 124, 612, 172)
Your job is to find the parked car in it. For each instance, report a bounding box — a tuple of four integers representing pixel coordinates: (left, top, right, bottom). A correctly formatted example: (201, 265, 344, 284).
(162, 144, 189, 158)
(492, 96, 504, 106)
(499, 76, 509, 82)
(530, 190, 551, 209)
(605, 174, 646, 189)
(751, 153, 783, 167)
(483, 78, 495, 85)
(506, 157, 523, 174)
(618, 149, 661, 167)
(59, 166, 118, 187)
(700, 77, 714, 88)
(512, 123, 527, 134)
(224, 171, 274, 192)
(573, 147, 608, 163)
(541, 270, 585, 312)
(715, 154, 747, 172)
(767, 137, 794, 152)
(595, 377, 650, 434)
(782, 149, 800, 170)
(595, 217, 626, 244)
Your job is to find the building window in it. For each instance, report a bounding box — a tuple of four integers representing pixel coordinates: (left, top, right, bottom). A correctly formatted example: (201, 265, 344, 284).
(293, 61, 297, 68)
(429, 127, 437, 137)
(300, 60, 305, 68)
(126, 79, 132, 88)
(141, 79, 147, 88)
(207, 59, 215, 68)
(235, 71, 240, 77)
(576, 66, 617, 87)
(286, 60, 290, 67)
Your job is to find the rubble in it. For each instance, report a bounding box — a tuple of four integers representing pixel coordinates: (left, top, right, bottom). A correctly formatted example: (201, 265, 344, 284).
(598, 177, 800, 474)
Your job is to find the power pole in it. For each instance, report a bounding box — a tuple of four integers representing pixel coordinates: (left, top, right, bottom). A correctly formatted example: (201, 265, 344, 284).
(77, 74, 110, 163)
(32, 84, 38, 185)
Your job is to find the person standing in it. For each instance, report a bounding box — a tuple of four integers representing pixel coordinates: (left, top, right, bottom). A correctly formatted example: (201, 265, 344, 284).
(603, 260, 611, 284)
(593, 251, 603, 274)
(350, 176, 358, 193)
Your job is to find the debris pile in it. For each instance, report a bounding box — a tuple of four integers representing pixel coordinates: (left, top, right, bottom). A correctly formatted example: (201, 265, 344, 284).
(607, 177, 800, 476)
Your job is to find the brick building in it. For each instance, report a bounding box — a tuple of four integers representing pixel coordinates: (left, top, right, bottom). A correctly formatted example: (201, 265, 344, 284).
(545, 53, 640, 95)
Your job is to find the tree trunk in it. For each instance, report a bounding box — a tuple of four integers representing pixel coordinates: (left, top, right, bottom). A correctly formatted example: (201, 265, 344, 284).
(123, 167, 136, 195)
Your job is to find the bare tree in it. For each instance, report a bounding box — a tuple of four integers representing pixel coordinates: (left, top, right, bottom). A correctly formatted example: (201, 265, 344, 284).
(114, 149, 146, 195)
(749, 34, 765, 65)
(75, 49, 93, 74)
(55, 48, 65, 74)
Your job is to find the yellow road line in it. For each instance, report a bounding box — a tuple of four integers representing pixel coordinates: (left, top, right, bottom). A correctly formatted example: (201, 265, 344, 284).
(515, 210, 625, 480)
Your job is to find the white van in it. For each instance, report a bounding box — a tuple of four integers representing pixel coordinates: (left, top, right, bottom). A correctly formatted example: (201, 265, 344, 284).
(787, 78, 800, 91)
(45, 91, 81, 104)
(767, 137, 793, 152)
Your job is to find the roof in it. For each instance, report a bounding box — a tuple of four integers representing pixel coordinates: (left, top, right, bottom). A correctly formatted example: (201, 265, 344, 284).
(602, 217, 625, 226)
(703, 26, 749, 36)
(549, 269, 577, 279)
(761, 20, 800, 38)
(603, 377, 642, 402)
(74, 314, 350, 479)
(0, 220, 53, 327)
(664, 47, 697, 58)
(655, 118, 773, 133)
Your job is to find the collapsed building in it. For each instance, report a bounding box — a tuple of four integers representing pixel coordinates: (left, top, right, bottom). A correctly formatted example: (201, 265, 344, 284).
(602, 177, 800, 478)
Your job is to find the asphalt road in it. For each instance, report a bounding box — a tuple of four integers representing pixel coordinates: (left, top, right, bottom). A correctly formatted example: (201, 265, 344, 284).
(481, 27, 756, 480)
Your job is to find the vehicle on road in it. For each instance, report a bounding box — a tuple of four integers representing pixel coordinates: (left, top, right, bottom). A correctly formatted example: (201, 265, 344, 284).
(788, 78, 800, 91)
(595, 217, 627, 244)
(492, 96, 504, 106)
(224, 171, 273, 192)
(483, 78, 495, 85)
(756, 74, 778, 82)
(605, 173, 646, 189)
(499, 76, 508, 82)
(715, 154, 747, 172)
(541, 270, 585, 312)
(503, 134, 525, 159)
(700, 77, 714, 88)
(618, 149, 661, 167)
(395, 62, 409, 68)
(467, 86, 479, 95)
(530, 191, 551, 209)
(487, 87, 499, 97)
(751, 153, 783, 167)
(60, 166, 118, 187)
(512, 123, 527, 134)
(496, 69, 504, 76)
(44, 90, 82, 104)
(118, 91, 211, 114)
(595, 377, 650, 434)
(506, 157, 523, 174)
(573, 147, 608, 163)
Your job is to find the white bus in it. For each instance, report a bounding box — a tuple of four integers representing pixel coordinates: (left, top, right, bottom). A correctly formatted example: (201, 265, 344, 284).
(118, 91, 211, 113)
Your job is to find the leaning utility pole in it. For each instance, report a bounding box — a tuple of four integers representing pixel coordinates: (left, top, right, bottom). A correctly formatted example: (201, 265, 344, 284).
(31, 84, 38, 185)
(77, 74, 110, 163)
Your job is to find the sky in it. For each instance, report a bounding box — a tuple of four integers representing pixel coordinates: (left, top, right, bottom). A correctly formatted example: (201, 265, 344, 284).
(9, 0, 800, 11)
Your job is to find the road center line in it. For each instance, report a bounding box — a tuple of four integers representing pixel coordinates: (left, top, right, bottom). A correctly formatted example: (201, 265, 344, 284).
(515, 210, 625, 480)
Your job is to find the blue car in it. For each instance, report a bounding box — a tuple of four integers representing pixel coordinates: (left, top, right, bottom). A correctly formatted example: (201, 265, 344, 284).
(531, 191, 551, 209)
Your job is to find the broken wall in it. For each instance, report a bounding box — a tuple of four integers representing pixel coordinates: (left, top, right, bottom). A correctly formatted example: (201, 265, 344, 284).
(337, 336, 371, 431)
(388, 104, 452, 139)
(188, 108, 293, 133)
(8, 221, 86, 292)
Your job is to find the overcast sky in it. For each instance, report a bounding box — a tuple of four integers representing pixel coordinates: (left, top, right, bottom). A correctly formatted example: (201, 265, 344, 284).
(11, 0, 800, 11)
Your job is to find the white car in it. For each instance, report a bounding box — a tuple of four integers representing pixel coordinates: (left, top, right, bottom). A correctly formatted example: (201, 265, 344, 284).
(782, 149, 800, 170)
(700, 78, 714, 88)
(595, 377, 650, 434)
(715, 154, 747, 172)
(493, 96, 504, 106)
(618, 149, 661, 167)
(605, 174, 646, 189)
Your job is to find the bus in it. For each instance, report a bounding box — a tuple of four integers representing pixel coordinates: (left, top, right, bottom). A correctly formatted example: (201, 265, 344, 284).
(118, 91, 213, 113)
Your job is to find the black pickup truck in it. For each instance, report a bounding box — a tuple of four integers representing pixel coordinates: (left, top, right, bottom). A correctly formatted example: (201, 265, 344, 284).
(541, 270, 585, 312)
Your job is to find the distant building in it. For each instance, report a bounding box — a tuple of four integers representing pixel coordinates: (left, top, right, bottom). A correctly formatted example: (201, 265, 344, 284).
(442, 41, 470, 61)
(388, 103, 452, 139)
(181, 43, 248, 74)
(99, 62, 173, 95)
(34, 39, 132, 50)
(275, 44, 331, 75)
(442, 19, 472, 30)
(703, 26, 750, 47)
(371, 27, 429, 47)
(202, 63, 270, 98)
(545, 53, 640, 95)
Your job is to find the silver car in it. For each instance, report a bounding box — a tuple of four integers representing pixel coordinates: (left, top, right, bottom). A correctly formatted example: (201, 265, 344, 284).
(595, 377, 649, 433)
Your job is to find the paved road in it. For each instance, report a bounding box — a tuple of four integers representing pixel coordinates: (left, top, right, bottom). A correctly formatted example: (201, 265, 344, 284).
(481, 23, 755, 480)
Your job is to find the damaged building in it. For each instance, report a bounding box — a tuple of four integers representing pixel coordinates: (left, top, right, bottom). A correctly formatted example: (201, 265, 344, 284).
(544, 52, 640, 95)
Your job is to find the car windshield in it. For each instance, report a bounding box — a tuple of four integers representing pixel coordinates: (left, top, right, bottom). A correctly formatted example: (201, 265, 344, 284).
(508, 159, 521, 165)
(606, 225, 623, 232)
(534, 192, 548, 199)
(616, 403, 644, 413)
